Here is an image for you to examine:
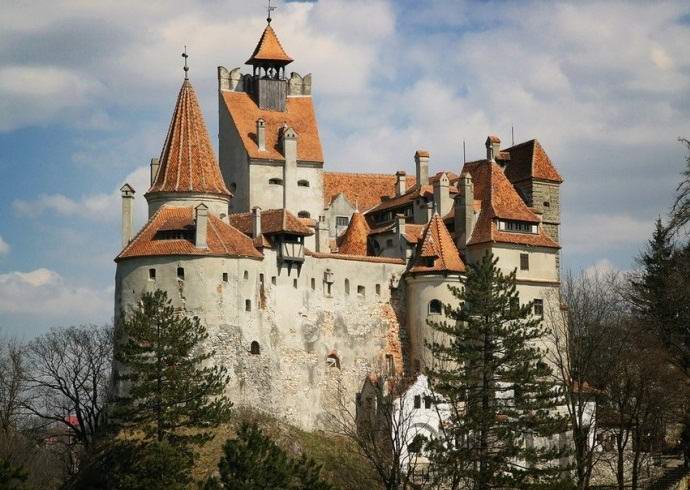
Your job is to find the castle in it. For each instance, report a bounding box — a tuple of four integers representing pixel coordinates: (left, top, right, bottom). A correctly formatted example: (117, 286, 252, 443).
(113, 20, 563, 431)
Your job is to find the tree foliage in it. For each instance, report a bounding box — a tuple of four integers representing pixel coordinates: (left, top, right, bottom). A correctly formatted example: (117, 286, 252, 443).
(426, 252, 569, 489)
(206, 422, 332, 490)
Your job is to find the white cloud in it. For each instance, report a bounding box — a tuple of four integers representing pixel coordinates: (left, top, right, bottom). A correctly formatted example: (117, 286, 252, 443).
(0, 268, 112, 321)
(12, 166, 150, 225)
(0, 236, 9, 257)
(562, 213, 656, 255)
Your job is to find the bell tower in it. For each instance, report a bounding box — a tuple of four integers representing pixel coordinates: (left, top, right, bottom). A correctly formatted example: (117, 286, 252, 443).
(245, 17, 293, 112)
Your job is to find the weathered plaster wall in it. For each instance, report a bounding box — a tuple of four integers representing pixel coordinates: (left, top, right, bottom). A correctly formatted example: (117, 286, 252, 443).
(218, 95, 250, 213)
(115, 251, 406, 430)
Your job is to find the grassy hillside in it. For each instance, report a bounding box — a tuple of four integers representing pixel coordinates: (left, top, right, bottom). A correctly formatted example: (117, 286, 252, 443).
(193, 409, 382, 489)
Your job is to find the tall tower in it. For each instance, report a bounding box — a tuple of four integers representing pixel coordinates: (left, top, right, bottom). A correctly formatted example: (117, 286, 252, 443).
(245, 22, 293, 112)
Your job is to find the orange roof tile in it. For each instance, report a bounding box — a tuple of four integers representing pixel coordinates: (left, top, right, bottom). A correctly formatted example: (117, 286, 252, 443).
(116, 207, 261, 261)
(323, 172, 416, 210)
(503, 139, 563, 184)
(148, 80, 230, 196)
(369, 222, 425, 244)
(467, 213, 560, 249)
(366, 172, 460, 216)
(409, 214, 465, 274)
(246, 24, 293, 65)
(306, 250, 405, 265)
(229, 208, 313, 237)
(222, 91, 323, 163)
(336, 210, 369, 256)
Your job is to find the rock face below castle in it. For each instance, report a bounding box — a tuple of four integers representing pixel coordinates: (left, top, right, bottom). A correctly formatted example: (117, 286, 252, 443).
(114, 21, 563, 431)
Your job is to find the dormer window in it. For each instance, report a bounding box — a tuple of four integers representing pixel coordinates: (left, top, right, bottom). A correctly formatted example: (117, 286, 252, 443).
(497, 220, 538, 234)
(298, 211, 311, 219)
(269, 178, 283, 185)
(297, 180, 310, 187)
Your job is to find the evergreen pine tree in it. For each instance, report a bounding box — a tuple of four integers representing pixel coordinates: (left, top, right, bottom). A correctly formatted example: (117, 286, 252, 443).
(113, 289, 233, 479)
(206, 422, 332, 490)
(426, 252, 569, 490)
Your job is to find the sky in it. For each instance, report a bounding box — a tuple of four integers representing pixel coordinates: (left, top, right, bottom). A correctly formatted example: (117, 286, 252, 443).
(1, 0, 689, 338)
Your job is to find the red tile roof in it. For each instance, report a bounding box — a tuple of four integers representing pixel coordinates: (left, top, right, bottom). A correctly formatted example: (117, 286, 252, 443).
(116, 207, 262, 261)
(306, 250, 405, 265)
(467, 213, 560, 249)
(222, 91, 323, 163)
(366, 172, 460, 215)
(229, 208, 313, 237)
(246, 24, 293, 65)
(323, 172, 417, 210)
(148, 80, 230, 196)
(336, 210, 369, 256)
(503, 139, 563, 184)
(409, 214, 465, 273)
(369, 222, 425, 244)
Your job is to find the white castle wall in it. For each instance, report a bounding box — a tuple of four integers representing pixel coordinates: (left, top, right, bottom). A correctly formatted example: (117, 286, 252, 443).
(115, 251, 406, 430)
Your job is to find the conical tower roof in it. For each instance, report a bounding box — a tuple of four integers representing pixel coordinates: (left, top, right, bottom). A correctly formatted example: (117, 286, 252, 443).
(246, 24, 293, 65)
(409, 214, 465, 273)
(337, 210, 370, 256)
(148, 80, 230, 196)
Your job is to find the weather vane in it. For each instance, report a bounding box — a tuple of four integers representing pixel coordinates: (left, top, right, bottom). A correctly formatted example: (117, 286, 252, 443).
(181, 45, 189, 80)
(266, 0, 277, 24)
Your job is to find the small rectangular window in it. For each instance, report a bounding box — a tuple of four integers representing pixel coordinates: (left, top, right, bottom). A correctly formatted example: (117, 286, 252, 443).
(520, 253, 529, 271)
(336, 216, 349, 227)
(271, 276, 277, 286)
(148, 268, 156, 280)
(357, 285, 365, 297)
(177, 267, 184, 280)
(222, 272, 228, 282)
(414, 395, 421, 409)
(243, 271, 249, 280)
(424, 396, 432, 409)
(245, 299, 251, 312)
(533, 299, 544, 317)
(375, 284, 381, 296)
(259, 273, 264, 285)
(311, 278, 315, 290)
(293, 278, 298, 289)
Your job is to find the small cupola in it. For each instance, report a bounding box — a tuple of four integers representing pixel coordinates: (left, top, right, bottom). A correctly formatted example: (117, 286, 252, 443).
(246, 20, 293, 111)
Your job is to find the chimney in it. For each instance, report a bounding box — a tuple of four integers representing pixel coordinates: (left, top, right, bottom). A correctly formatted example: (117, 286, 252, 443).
(120, 184, 135, 249)
(396, 213, 406, 255)
(150, 158, 160, 186)
(316, 215, 329, 252)
(433, 172, 451, 216)
(195, 203, 208, 249)
(252, 206, 262, 239)
(282, 126, 298, 210)
(454, 172, 475, 251)
(414, 150, 429, 187)
(395, 171, 407, 196)
(485, 135, 501, 162)
(256, 118, 266, 151)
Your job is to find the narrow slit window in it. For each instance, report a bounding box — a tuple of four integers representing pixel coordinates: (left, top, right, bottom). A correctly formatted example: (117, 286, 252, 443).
(293, 278, 298, 289)
(177, 267, 184, 280)
(271, 276, 277, 286)
(245, 299, 251, 312)
(345, 279, 350, 295)
(148, 268, 156, 280)
(311, 278, 316, 290)
(520, 253, 529, 271)
(259, 273, 264, 285)
(424, 396, 432, 409)
(375, 284, 381, 296)
(414, 395, 421, 409)
(250, 341, 260, 355)
(533, 299, 544, 317)
(244, 270, 249, 280)
(222, 272, 228, 282)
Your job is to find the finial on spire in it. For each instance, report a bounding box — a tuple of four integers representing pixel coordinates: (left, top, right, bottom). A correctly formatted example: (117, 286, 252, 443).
(266, 0, 277, 23)
(181, 45, 189, 80)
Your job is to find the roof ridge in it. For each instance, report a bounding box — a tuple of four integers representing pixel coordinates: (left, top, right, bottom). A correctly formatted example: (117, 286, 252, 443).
(208, 216, 230, 255)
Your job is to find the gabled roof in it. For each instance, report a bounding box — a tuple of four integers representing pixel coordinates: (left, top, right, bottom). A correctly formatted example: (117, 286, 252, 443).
(116, 207, 261, 261)
(366, 172, 460, 216)
(369, 222, 425, 244)
(409, 214, 465, 274)
(323, 172, 416, 210)
(148, 80, 230, 196)
(502, 139, 563, 184)
(336, 211, 369, 256)
(222, 91, 323, 163)
(246, 24, 293, 65)
(229, 208, 313, 237)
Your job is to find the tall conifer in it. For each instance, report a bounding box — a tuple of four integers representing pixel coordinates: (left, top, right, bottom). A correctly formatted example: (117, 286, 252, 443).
(426, 253, 568, 489)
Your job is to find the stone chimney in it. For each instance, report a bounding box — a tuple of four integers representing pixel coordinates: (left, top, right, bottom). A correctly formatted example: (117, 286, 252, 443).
(486, 135, 501, 162)
(433, 172, 451, 216)
(256, 118, 266, 151)
(252, 206, 262, 239)
(282, 126, 298, 210)
(150, 158, 160, 186)
(395, 171, 407, 196)
(454, 172, 475, 251)
(396, 213, 406, 255)
(415, 150, 429, 187)
(195, 203, 208, 249)
(120, 184, 135, 249)
(316, 215, 329, 252)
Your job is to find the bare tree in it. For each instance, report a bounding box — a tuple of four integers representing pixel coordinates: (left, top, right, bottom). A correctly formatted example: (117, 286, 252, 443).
(545, 269, 624, 490)
(0, 336, 28, 433)
(24, 324, 113, 448)
(327, 374, 431, 490)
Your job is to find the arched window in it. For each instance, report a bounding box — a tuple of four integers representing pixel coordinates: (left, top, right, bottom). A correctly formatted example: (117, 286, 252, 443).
(297, 180, 310, 187)
(298, 211, 311, 219)
(429, 299, 443, 315)
(326, 352, 340, 369)
(268, 178, 283, 185)
(250, 341, 260, 355)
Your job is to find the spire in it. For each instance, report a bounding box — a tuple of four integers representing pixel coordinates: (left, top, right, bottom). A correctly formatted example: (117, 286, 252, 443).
(337, 210, 370, 256)
(246, 24, 293, 66)
(148, 80, 230, 196)
(409, 214, 465, 273)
